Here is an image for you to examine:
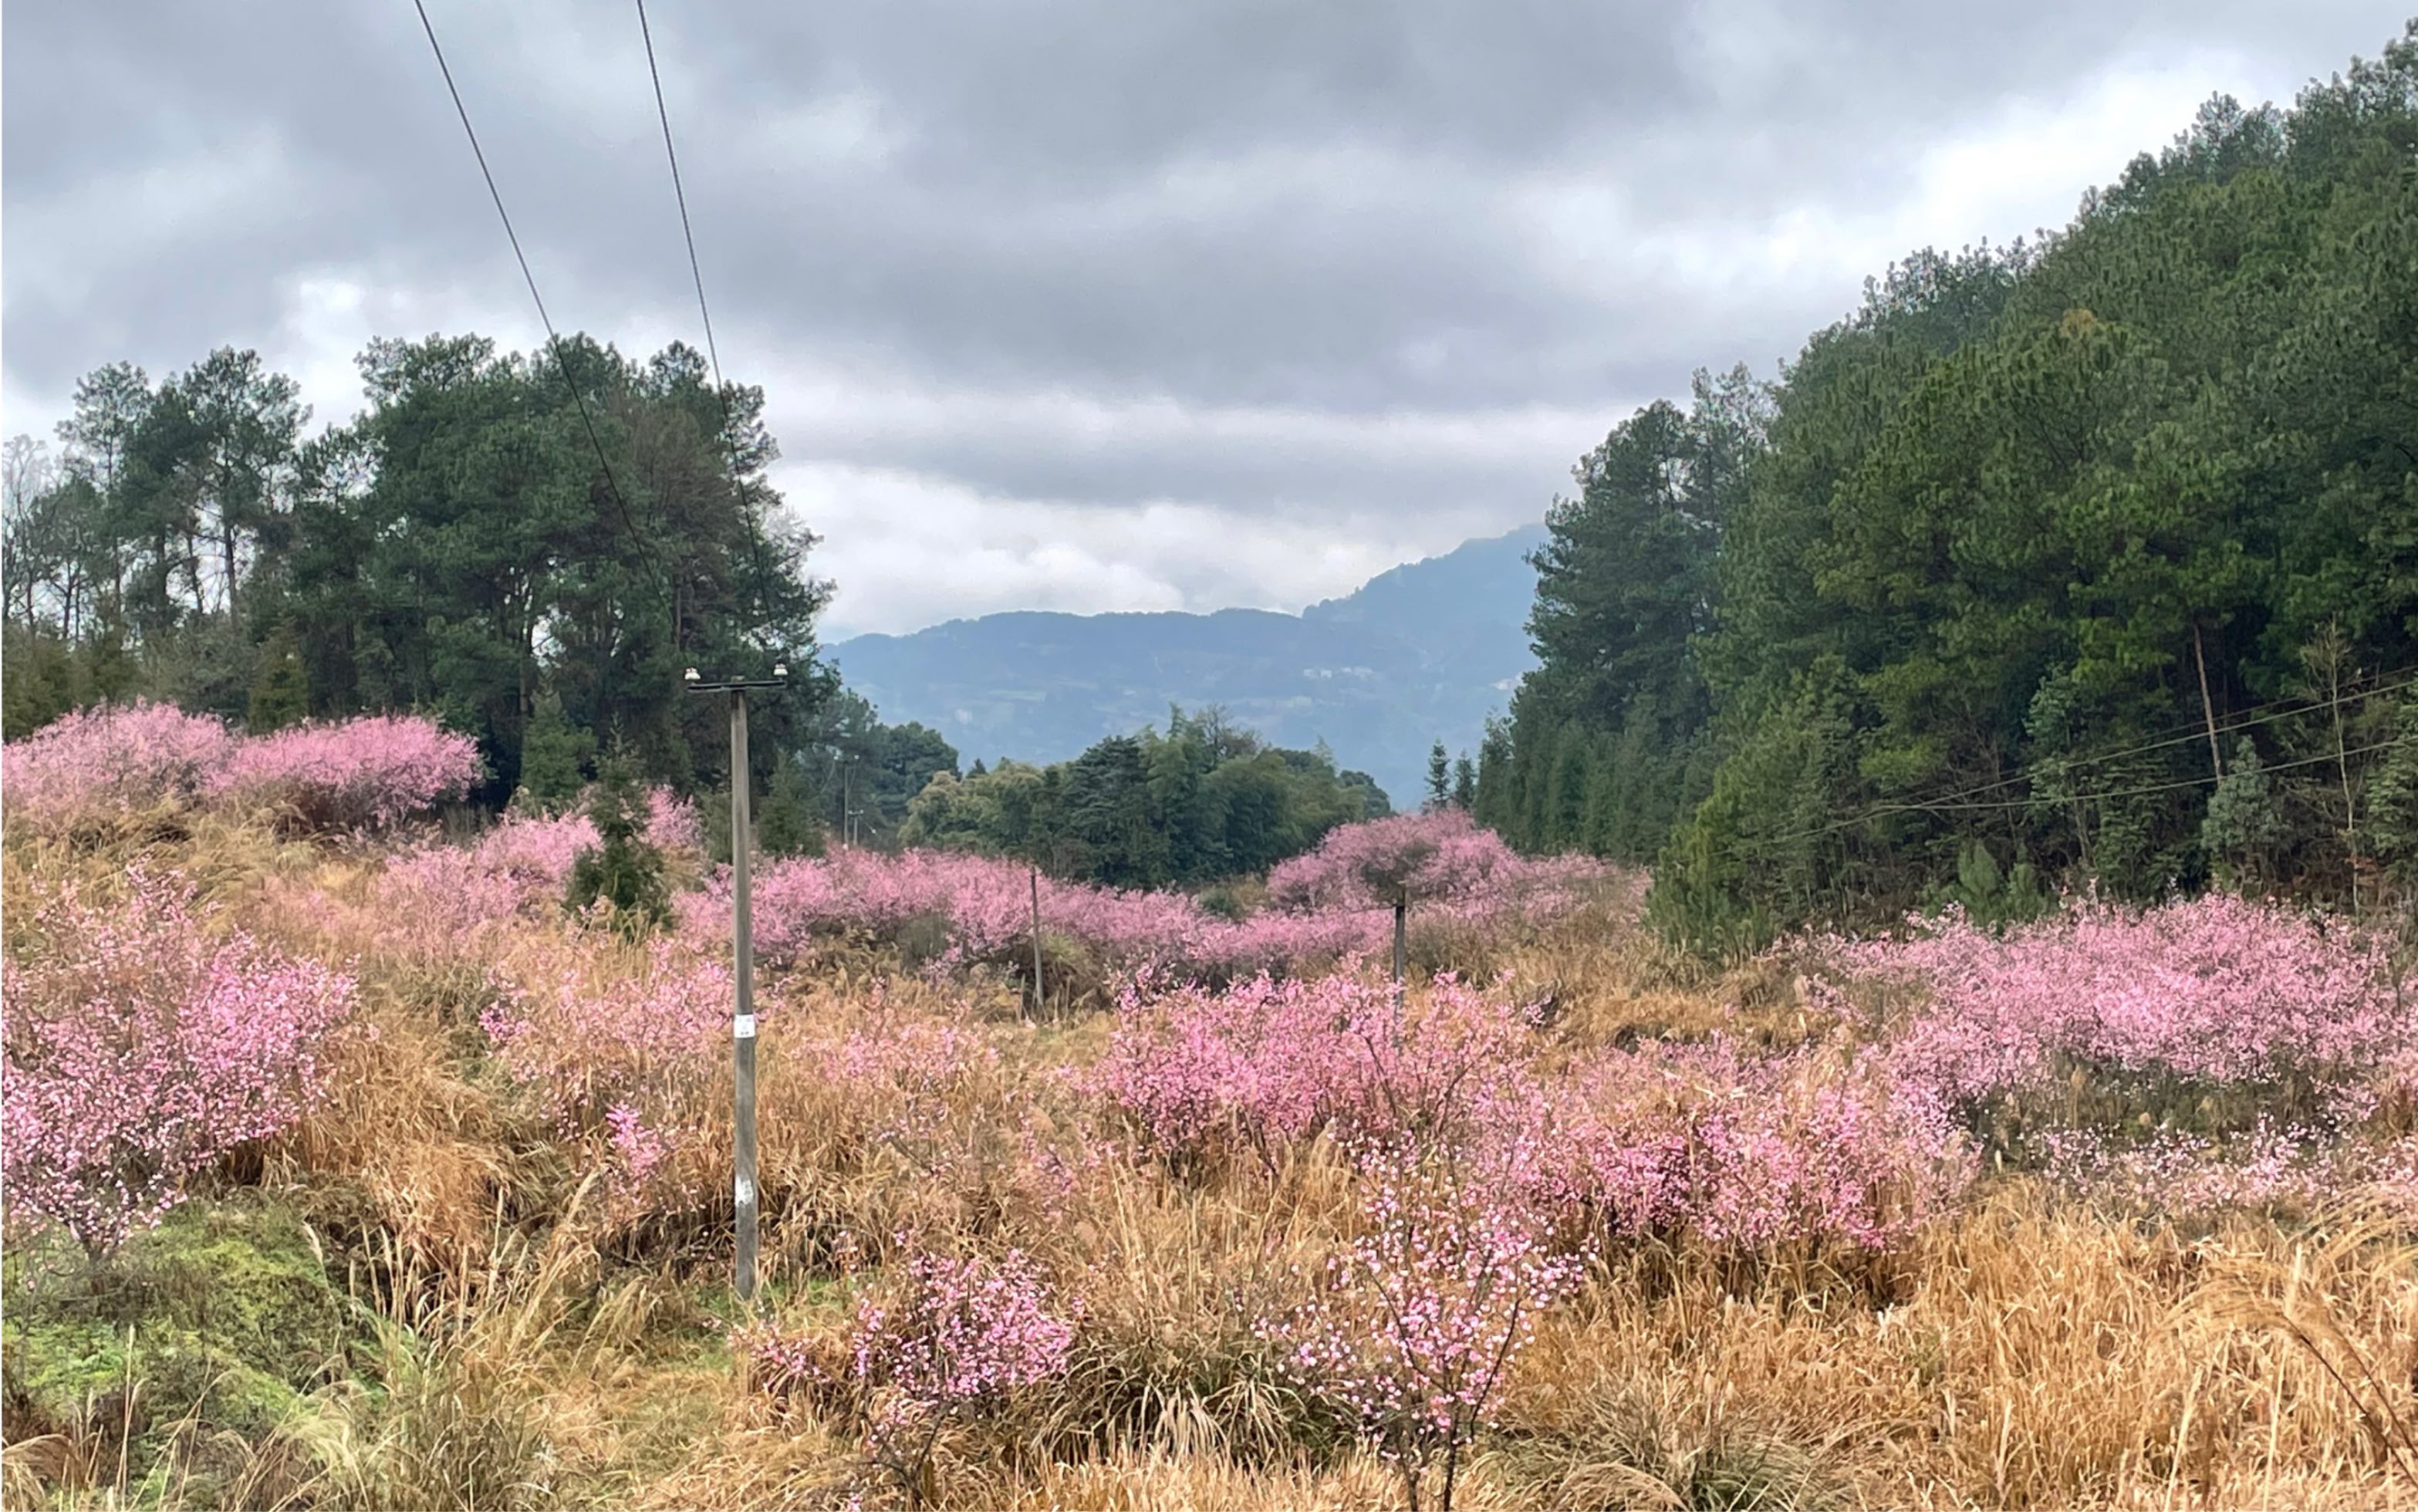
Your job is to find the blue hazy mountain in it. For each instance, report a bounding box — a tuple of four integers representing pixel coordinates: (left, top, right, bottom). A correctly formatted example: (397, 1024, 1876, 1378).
(826, 524, 1545, 809)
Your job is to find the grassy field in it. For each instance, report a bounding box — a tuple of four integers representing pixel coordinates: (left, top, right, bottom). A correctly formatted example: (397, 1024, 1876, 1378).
(3, 810, 2413, 1511)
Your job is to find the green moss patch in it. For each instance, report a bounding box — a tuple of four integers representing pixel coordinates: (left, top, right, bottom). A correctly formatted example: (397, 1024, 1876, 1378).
(2, 1196, 357, 1484)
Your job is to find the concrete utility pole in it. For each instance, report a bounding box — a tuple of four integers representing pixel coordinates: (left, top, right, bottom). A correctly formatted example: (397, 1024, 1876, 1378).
(685, 662, 788, 1304)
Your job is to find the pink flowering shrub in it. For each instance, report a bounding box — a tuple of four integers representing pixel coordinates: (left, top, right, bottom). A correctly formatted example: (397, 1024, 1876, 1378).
(1, 870, 356, 1254)
(2, 703, 478, 837)
(207, 714, 481, 830)
(1270, 1146, 1578, 1512)
(1517, 1038, 1976, 1252)
(373, 790, 706, 934)
(1095, 971, 1971, 1252)
(369, 845, 538, 943)
(1265, 808, 1606, 912)
(2041, 1122, 2418, 1221)
(1090, 972, 1540, 1170)
(1, 701, 236, 834)
(479, 936, 733, 1131)
(847, 1245, 1077, 1506)
(696, 849, 1206, 974)
(1818, 895, 2413, 1139)
(643, 786, 704, 857)
(806, 1003, 1001, 1156)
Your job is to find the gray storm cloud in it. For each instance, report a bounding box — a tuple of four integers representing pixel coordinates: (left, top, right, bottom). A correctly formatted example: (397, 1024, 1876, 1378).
(2, 1, 2399, 634)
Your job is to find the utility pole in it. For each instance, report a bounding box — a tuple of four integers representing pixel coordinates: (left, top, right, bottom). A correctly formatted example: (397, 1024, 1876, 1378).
(684, 662, 788, 1304)
(1028, 862, 1045, 1019)
(1392, 889, 1408, 1010)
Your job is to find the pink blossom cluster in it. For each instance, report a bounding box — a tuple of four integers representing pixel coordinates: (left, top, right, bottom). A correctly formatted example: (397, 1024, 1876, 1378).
(850, 1246, 1077, 1409)
(478, 937, 733, 1129)
(1271, 1146, 1578, 1493)
(604, 1101, 670, 1191)
(735, 1319, 835, 1405)
(1095, 970, 1973, 1251)
(1, 869, 356, 1252)
(642, 787, 704, 857)
(206, 714, 482, 830)
(1, 701, 236, 832)
(2040, 1122, 2418, 1220)
(1265, 808, 1607, 912)
(1515, 1039, 1976, 1250)
(809, 1004, 1000, 1153)
(368, 845, 537, 946)
(2, 701, 478, 836)
(374, 791, 705, 933)
(1090, 971, 1539, 1166)
(1818, 895, 2412, 1117)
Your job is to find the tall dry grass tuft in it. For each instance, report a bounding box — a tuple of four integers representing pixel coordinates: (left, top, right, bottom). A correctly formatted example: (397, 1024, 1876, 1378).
(275, 1210, 599, 1512)
(2192, 1203, 2418, 1487)
(1032, 1150, 1363, 1469)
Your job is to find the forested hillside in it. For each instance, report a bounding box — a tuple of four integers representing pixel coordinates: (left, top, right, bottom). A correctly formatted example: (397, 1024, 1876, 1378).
(1480, 27, 2418, 948)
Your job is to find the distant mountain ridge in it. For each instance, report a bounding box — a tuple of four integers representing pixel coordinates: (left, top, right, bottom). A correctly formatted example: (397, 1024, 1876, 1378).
(826, 523, 1546, 808)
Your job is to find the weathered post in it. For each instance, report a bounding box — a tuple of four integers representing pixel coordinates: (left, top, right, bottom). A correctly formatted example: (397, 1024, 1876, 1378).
(1393, 890, 1408, 1009)
(1029, 862, 1045, 1018)
(728, 687, 756, 1301)
(685, 663, 788, 1304)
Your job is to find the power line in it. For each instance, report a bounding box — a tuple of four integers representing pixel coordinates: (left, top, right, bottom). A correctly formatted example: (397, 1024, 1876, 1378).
(1923, 737, 2406, 817)
(1766, 674, 2416, 848)
(1870, 663, 2418, 818)
(633, 0, 724, 395)
(632, 0, 780, 633)
(409, 0, 664, 589)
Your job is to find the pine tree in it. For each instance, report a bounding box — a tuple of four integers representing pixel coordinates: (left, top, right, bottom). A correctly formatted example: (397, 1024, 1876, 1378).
(2202, 737, 2286, 888)
(2365, 691, 2418, 888)
(1424, 741, 1450, 811)
(516, 692, 593, 815)
(246, 623, 309, 734)
(1450, 754, 1476, 811)
(566, 753, 669, 933)
(757, 751, 826, 857)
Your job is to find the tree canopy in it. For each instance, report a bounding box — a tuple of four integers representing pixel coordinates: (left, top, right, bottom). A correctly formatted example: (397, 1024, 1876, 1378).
(903, 705, 1390, 889)
(5, 334, 828, 802)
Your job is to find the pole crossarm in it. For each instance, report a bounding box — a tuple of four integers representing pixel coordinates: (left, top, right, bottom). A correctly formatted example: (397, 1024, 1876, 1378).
(684, 663, 791, 694)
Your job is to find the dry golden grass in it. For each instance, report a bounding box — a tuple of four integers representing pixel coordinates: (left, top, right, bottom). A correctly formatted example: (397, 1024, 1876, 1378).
(5, 821, 2412, 1510)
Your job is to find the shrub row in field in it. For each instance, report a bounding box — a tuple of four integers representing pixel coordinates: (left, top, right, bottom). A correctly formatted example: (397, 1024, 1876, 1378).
(2, 700, 480, 837)
(682, 809, 1625, 986)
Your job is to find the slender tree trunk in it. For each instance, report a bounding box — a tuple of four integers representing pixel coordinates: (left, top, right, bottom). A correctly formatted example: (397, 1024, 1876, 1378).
(2331, 654, 2359, 913)
(2193, 623, 2223, 780)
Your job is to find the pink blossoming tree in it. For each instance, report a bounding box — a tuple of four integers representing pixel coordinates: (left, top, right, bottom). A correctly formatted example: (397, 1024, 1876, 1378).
(1, 869, 356, 1255)
(847, 1245, 1077, 1508)
(1271, 1146, 1579, 1512)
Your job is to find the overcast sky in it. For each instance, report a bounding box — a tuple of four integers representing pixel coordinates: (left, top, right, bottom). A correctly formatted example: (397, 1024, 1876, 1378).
(3, 4, 2405, 638)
